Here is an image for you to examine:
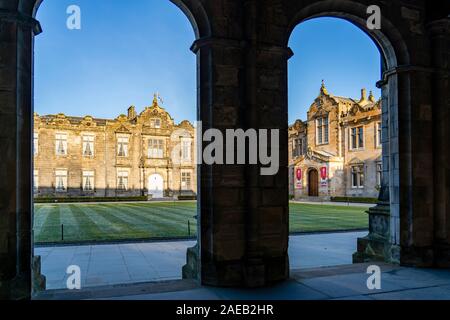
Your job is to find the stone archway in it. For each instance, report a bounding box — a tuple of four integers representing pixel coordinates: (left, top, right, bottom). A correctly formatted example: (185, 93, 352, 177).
(0, 0, 448, 299)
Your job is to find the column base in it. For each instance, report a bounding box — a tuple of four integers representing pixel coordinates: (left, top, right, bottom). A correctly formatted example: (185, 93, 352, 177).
(433, 243, 450, 268)
(182, 243, 199, 281)
(353, 201, 400, 264)
(200, 255, 289, 288)
(0, 274, 31, 300)
(353, 234, 400, 264)
(32, 255, 46, 295)
(183, 243, 289, 287)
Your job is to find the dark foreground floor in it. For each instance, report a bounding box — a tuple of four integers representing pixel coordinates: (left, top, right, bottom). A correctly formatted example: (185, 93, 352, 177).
(36, 263, 450, 300)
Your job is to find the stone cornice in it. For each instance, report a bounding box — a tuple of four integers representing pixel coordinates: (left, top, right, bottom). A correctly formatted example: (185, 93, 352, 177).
(0, 9, 42, 35)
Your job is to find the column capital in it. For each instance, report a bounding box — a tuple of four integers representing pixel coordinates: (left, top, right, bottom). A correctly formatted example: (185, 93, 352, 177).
(190, 36, 246, 53)
(426, 19, 450, 36)
(0, 9, 42, 35)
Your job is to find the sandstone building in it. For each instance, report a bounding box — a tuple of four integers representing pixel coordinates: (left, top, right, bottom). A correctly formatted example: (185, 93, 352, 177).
(289, 82, 382, 200)
(1, 0, 449, 299)
(33, 95, 197, 199)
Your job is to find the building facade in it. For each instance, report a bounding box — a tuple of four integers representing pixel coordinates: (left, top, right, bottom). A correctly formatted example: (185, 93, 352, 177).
(289, 82, 382, 200)
(33, 95, 197, 199)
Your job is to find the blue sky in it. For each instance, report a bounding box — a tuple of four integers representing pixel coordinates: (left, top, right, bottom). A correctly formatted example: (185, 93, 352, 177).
(35, 1, 381, 124)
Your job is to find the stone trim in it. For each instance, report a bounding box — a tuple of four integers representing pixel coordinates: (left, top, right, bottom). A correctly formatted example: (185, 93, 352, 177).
(0, 9, 42, 35)
(190, 36, 246, 53)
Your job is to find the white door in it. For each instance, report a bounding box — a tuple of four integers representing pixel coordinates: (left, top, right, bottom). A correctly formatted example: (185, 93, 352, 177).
(148, 174, 164, 198)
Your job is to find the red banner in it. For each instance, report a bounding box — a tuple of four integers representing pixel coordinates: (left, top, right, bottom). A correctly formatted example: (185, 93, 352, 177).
(320, 167, 327, 180)
(296, 168, 302, 181)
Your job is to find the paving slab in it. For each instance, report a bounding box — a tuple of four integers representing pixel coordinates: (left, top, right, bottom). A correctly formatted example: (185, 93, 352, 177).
(35, 232, 366, 290)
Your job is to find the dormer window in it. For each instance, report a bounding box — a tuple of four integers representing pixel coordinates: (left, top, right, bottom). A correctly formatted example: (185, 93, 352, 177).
(150, 118, 161, 129)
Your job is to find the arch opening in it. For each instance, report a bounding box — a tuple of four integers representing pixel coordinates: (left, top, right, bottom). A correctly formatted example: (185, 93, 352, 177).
(287, 14, 402, 271)
(31, 0, 205, 293)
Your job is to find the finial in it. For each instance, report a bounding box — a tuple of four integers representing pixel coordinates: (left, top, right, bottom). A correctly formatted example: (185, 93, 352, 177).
(153, 93, 158, 106)
(369, 90, 376, 102)
(320, 80, 328, 95)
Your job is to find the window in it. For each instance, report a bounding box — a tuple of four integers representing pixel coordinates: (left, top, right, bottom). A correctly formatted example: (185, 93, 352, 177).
(293, 137, 305, 158)
(316, 115, 329, 145)
(117, 136, 129, 157)
(181, 172, 191, 191)
(182, 140, 191, 161)
(148, 139, 164, 158)
(376, 162, 382, 186)
(351, 165, 365, 188)
(55, 170, 68, 192)
(117, 171, 129, 191)
(150, 118, 161, 129)
(33, 170, 39, 193)
(376, 122, 382, 147)
(34, 132, 39, 156)
(83, 135, 95, 157)
(350, 126, 364, 150)
(55, 133, 68, 156)
(83, 171, 95, 191)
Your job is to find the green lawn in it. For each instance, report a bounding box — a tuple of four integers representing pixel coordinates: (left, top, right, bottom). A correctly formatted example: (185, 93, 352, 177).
(33, 202, 369, 244)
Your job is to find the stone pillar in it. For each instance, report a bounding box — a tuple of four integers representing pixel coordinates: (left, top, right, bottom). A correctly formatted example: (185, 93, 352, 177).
(427, 19, 450, 267)
(353, 68, 400, 264)
(397, 66, 435, 266)
(0, 5, 45, 299)
(183, 37, 249, 286)
(182, 29, 290, 286)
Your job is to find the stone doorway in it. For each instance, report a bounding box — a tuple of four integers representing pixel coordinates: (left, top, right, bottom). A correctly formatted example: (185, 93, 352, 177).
(148, 174, 164, 199)
(308, 169, 319, 197)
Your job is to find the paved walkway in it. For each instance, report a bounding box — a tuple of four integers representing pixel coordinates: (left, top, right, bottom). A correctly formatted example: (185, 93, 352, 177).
(290, 200, 376, 208)
(37, 263, 450, 300)
(35, 231, 367, 290)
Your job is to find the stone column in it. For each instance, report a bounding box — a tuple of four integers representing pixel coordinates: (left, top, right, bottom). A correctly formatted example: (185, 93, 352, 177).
(183, 37, 249, 286)
(427, 19, 450, 267)
(0, 5, 45, 299)
(353, 73, 400, 264)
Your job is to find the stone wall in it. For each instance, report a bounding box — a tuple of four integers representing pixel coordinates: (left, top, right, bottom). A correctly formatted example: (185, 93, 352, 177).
(0, 0, 449, 298)
(33, 99, 197, 199)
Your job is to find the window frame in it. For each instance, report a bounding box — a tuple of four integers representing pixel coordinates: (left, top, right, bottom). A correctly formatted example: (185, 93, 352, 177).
(351, 165, 365, 189)
(82, 134, 95, 158)
(376, 162, 383, 187)
(117, 136, 130, 158)
(148, 138, 165, 159)
(117, 170, 129, 191)
(55, 133, 68, 156)
(34, 132, 39, 156)
(376, 122, 382, 148)
(82, 170, 95, 192)
(181, 171, 192, 191)
(350, 125, 365, 151)
(181, 139, 191, 161)
(33, 170, 39, 193)
(55, 169, 68, 193)
(316, 115, 329, 145)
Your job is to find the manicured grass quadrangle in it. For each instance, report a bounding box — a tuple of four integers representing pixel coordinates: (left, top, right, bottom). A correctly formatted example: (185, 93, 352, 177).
(33, 201, 369, 244)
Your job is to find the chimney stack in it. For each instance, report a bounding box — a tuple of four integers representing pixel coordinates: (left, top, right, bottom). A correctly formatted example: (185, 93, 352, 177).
(128, 106, 136, 120)
(360, 88, 367, 101)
